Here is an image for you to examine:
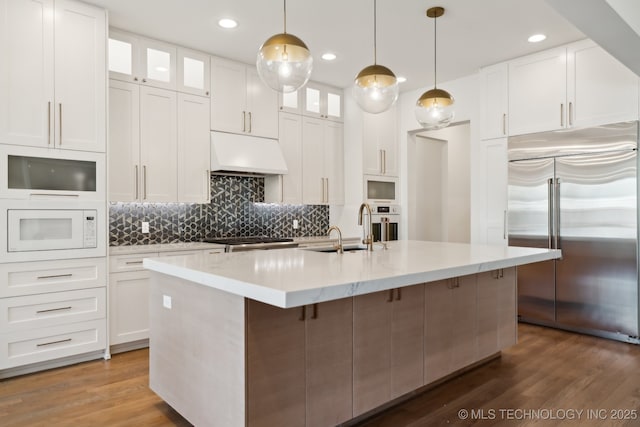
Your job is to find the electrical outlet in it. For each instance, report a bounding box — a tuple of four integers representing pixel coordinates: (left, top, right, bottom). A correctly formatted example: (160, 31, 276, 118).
(293, 219, 299, 229)
(163, 295, 172, 309)
(141, 221, 150, 233)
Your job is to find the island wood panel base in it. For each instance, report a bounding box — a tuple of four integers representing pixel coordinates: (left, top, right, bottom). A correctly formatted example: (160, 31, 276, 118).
(149, 267, 517, 427)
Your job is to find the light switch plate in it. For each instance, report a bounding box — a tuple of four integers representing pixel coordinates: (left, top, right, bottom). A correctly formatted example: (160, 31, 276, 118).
(293, 219, 299, 229)
(142, 221, 150, 233)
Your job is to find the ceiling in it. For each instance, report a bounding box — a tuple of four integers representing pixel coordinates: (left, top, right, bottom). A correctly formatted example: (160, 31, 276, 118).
(85, 0, 586, 92)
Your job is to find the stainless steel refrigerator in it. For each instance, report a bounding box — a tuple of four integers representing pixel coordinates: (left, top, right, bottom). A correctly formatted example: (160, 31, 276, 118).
(508, 121, 639, 343)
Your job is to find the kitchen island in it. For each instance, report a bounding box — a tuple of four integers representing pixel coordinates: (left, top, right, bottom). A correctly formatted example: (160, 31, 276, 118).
(144, 240, 560, 427)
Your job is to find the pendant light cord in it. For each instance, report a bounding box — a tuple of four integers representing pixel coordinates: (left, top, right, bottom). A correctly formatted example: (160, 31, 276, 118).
(283, 0, 287, 33)
(373, 0, 377, 64)
(433, 13, 437, 88)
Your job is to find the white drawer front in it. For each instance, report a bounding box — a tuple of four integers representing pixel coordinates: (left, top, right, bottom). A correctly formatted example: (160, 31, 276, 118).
(0, 319, 106, 369)
(0, 258, 107, 298)
(109, 252, 158, 273)
(1, 288, 106, 332)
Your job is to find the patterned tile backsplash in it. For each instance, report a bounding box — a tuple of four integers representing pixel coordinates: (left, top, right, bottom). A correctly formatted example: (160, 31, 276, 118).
(109, 175, 329, 245)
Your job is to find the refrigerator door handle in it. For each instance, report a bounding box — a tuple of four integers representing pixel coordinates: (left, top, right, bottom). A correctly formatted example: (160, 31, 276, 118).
(548, 178, 554, 249)
(555, 178, 561, 251)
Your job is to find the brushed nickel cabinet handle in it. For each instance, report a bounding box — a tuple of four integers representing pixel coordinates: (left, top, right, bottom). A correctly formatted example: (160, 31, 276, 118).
(47, 102, 51, 145)
(560, 103, 564, 127)
(36, 306, 72, 314)
(143, 165, 147, 200)
(380, 150, 384, 174)
(135, 165, 139, 200)
(30, 193, 79, 198)
(387, 289, 393, 302)
(503, 210, 507, 240)
(125, 260, 143, 265)
(58, 103, 62, 145)
(206, 169, 211, 202)
(248, 112, 252, 133)
(383, 150, 386, 174)
(280, 176, 284, 203)
(37, 273, 73, 280)
(37, 338, 71, 347)
(242, 111, 246, 132)
(299, 305, 306, 321)
(568, 102, 573, 126)
(311, 303, 318, 319)
(502, 113, 506, 135)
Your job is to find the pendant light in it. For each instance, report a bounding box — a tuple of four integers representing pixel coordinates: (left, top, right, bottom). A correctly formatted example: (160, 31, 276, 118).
(256, 0, 313, 93)
(353, 0, 399, 114)
(415, 7, 454, 130)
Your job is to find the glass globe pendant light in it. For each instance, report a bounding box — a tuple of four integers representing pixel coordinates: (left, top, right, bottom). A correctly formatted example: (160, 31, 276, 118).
(415, 7, 455, 130)
(353, 0, 399, 114)
(256, 0, 313, 93)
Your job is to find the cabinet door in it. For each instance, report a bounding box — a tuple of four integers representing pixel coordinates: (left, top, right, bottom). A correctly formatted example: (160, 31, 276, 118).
(302, 83, 323, 119)
(325, 86, 343, 122)
(424, 279, 453, 384)
(305, 299, 353, 427)
(108, 28, 141, 83)
(324, 121, 344, 205)
(246, 67, 278, 138)
(481, 138, 508, 246)
(139, 37, 176, 90)
(363, 107, 397, 176)
(477, 268, 517, 359)
(54, 0, 106, 152)
(246, 301, 305, 427)
(177, 47, 210, 97)
(362, 112, 382, 175)
(210, 56, 246, 134)
(450, 275, 477, 372)
(353, 290, 392, 416)
(279, 89, 301, 114)
(177, 93, 210, 203)
(508, 47, 567, 135)
(108, 80, 140, 202)
(265, 112, 302, 203)
(390, 284, 424, 398)
(140, 86, 177, 202)
(302, 117, 325, 204)
(568, 39, 639, 128)
(479, 62, 508, 140)
(0, 0, 54, 148)
(109, 270, 150, 345)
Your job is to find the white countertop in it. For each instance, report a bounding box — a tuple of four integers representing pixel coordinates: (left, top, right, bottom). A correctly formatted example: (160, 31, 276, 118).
(143, 240, 561, 308)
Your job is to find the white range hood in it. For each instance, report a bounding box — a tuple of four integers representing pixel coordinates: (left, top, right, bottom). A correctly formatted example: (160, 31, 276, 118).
(210, 131, 288, 175)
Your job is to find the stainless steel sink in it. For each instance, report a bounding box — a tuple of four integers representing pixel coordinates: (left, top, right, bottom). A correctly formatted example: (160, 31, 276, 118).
(302, 245, 368, 253)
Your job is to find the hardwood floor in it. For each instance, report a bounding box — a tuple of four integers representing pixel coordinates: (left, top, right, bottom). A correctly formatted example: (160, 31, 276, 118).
(2, 324, 640, 426)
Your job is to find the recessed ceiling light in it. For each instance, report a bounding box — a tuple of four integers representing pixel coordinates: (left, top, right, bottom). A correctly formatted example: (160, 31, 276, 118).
(321, 52, 337, 61)
(397, 76, 407, 83)
(218, 18, 238, 29)
(528, 34, 546, 43)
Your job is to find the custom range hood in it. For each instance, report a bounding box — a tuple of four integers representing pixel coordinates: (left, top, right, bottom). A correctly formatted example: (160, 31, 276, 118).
(210, 131, 288, 175)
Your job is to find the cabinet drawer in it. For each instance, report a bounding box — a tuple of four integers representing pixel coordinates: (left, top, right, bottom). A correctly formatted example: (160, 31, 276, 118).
(109, 252, 158, 273)
(0, 258, 107, 298)
(0, 288, 106, 332)
(0, 319, 106, 369)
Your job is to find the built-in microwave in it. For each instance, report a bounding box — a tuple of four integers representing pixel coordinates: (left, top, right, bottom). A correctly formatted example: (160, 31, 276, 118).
(0, 145, 105, 200)
(364, 175, 398, 204)
(0, 199, 106, 262)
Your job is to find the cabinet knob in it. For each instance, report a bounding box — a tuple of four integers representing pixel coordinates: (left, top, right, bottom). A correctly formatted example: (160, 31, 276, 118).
(206, 91, 209, 96)
(133, 77, 138, 82)
(142, 78, 147, 83)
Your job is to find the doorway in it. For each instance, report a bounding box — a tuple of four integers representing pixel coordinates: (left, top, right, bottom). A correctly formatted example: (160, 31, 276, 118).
(407, 122, 470, 242)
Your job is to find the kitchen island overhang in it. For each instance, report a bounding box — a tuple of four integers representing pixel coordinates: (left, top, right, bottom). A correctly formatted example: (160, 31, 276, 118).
(143, 240, 561, 427)
(143, 240, 561, 308)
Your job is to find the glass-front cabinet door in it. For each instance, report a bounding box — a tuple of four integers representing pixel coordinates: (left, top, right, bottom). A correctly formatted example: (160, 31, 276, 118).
(108, 29, 140, 83)
(302, 83, 343, 122)
(140, 38, 176, 90)
(177, 48, 210, 97)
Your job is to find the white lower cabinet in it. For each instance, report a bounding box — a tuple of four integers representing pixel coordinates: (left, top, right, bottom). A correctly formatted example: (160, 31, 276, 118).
(0, 258, 107, 372)
(109, 248, 223, 351)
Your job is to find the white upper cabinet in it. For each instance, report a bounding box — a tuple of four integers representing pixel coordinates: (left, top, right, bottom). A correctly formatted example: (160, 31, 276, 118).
(279, 90, 302, 114)
(0, 0, 106, 152)
(302, 82, 343, 122)
(139, 38, 176, 90)
(177, 48, 210, 97)
(108, 29, 140, 83)
(177, 93, 210, 203)
(567, 39, 639, 128)
(363, 106, 398, 177)
(264, 112, 303, 204)
(508, 47, 567, 136)
(508, 40, 639, 136)
(210, 56, 278, 139)
(479, 63, 508, 140)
